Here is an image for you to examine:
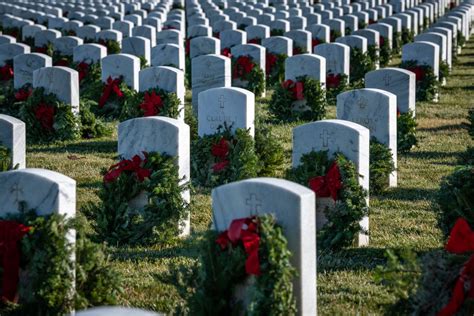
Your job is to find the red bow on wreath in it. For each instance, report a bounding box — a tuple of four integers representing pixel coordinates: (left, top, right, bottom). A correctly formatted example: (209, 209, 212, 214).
(185, 38, 191, 55)
(104, 153, 152, 183)
(266, 53, 278, 75)
(312, 38, 321, 48)
(0, 64, 13, 81)
(407, 66, 425, 82)
(221, 47, 232, 58)
(216, 217, 261, 275)
(326, 73, 342, 89)
(308, 161, 343, 201)
(99, 76, 124, 108)
(211, 138, 230, 173)
(248, 38, 260, 45)
(140, 90, 163, 117)
(0, 221, 31, 302)
(233, 56, 255, 79)
(437, 218, 474, 316)
(282, 79, 304, 100)
(34, 102, 56, 131)
(54, 58, 69, 67)
(35, 46, 48, 54)
(77, 62, 90, 82)
(14, 88, 32, 101)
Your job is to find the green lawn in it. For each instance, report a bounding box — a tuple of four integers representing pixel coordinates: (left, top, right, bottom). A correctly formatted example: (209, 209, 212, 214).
(26, 39, 474, 315)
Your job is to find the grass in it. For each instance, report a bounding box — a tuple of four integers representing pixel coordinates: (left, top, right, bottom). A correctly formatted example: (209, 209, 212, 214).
(25, 39, 474, 315)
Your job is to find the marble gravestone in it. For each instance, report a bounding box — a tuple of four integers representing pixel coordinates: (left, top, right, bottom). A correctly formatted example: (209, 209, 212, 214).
(0, 43, 30, 65)
(220, 29, 246, 50)
(53, 36, 84, 56)
(121, 36, 151, 65)
(139, 66, 185, 121)
(0, 35, 17, 45)
(337, 88, 397, 187)
(0, 168, 76, 219)
(198, 87, 255, 137)
(190, 36, 220, 59)
(0, 114, 26, 170)
(32, 66, 80, 114)
(73, 44, 107, 65)
(34, 29, 61, 49)
(151, 44, 185, 71)
(285, 54, 326, 84)
(285, 30, 312, 54)
(212, 177, 316, 315)
(231, 44, 266, 96)
(365, 68, 416, 115)
(101, 53, 140, 91)
(307, 24, 330, 44)
(76, 306, 163, 316)
(118, 117, 190, 236)
(402, 41, 440, 80)
(13, 53, 52, 89)
(191, 54, 231, 110)
(261, 36, 293, 56)
(292, 119, 370, 246)
(314, 43, 350, 79)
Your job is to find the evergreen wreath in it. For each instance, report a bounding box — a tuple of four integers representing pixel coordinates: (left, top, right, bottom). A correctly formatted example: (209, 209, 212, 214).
(379, 36, 392, 67)
(269, 75, 327, 122)
(2, 27, 21, 41)
(232, 55, 265, 96)
(191, 126, 259, 187)
(97, 39, 121, 54)
(439, 60, 450, 82)
(392, 31, 402, 54)
(367, 44, 379, 67)
(436, 165, 474, 237)
(401, 28, 414, 45)
(34, 43, 54, 57)
(85, 151, 190, 245)
(270, 29, 285, 36)
(52, 52, 72, 67)
(73, 61, 101, 89)
(0, 82, 32, 117)
(349, 47, 375, 82)
(191, 214, 297, 315)
(400, 60, 438, 102)
(0, 204, 123, 316)
(369, 139, 396, 195)
(287, 150, 368, 249)
(18, 87, 109, 142)
(119, 87, 181, 121)
(265, 52, 287, 88)
(330, 30, 342, 42)
(0, 141, 15, 171)
(325, 73, 349, 105)
(398, 111, 418, 152)
(254, 124, 285, 177)
(457, 31, 466, 50)
(82, 76, 136, 119)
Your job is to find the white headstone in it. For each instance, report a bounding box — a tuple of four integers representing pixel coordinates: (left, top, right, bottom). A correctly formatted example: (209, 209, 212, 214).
(101, 53, 140, 90)
(0, 114, 25, 169)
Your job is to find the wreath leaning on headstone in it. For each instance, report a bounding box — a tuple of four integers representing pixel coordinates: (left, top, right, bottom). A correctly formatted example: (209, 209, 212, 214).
(369, 139, 396, 195)
(269, 75, 327, 122)
(398, 110, 418, 153)
(287, 150, 368, 250)
(400, 60, 439, 102)
(325, 73, 349, 105)
(18, 87, 109, 142)
(349, 47, 376, 82)
(191, 214, 297, 315)
(0, 141, 16, 171)
(379, 36, 392, 67)
(120, 87, 181, 121)
(84, 151, 190, 246)
(265, 52, 287, 87)
(0, 204, 123, 316)
(232, 55, 265, 96)
(97, 39, 121, 54)
(191, 125, 284, 188)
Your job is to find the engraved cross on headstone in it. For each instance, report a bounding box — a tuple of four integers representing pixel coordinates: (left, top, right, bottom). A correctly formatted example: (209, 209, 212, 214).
(320, 129, 330, 147)
(218, 95, 225, 109)
(246, 194, 262, 215)
(357, 97, 368, 109)
(10, 183, 23, 207)
(383, 73, 391, 86)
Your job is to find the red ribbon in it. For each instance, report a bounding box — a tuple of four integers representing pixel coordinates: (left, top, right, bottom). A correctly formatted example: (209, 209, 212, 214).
(35, 46, 48, 54)
(248, 38, 261, 45)
(437, 218, 474, 316)
(216, 217, 261, 275)
(266, 53, 278, 75)
(34, 102, 56, 131)
(282, 79, 304, 100)
(103, 153, 152, 183)
(379, 36, 385, 47)
(77, 62, 90, 82)
(233, 56, 255, 79)
(98, 76, 124, 108)
(0, 64, 13, 81)
(326, 73, 342, 89)
(211, 138, 230, 173)
(293, 46, 303, 55)
(139, 90, 163, 117)
(0, 221, 31, 302)
(14, 87, 32, 101)
(312, 38, 321, 48)
(407, 66, 425, 82)
(221, 47, 232, 58)
(308, 161, 343, 201)
(185, 38, 190, 55)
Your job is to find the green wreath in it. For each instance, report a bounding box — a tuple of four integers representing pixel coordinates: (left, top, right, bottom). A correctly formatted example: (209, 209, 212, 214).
(287, 150, 368, 249)
(81, 76, 136, 119)
(349, 47, 375, 82)
(0, 141, 14, 171)
(400, 60, 439, 102)
(97, 39, 121, 54)
(270, 29, 285, 36)
(119, 87, 181, 121)
(439, 60, 450, 82)
(265, 53, 287, 88)
(330, 30, 342, 42)
(401, 28, 414, 45)
(367, 44, 379, 66)
(269, 75, 327, 122)
(52, 52, 72, 66)
(392, 31, 402, 54)
(18, 87, 109, 142)
(85, 151, 189, 245)
(398, 111, 418, 152)
(72, 61, 102, 93)
(191, 214, 297, 315)
(34, 43, 54, 57)
(232, 55, 265, 96)
(0, 204, 122, 316)
(0, 81, 26, 117)
(326, 73, 349, 106)
(370, 139, 396, 195)
(3, 27, 21, 41)
(457, 31, 466, 49)
(379, 36, 392, 67)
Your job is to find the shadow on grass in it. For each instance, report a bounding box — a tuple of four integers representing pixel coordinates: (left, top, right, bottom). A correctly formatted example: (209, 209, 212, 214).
(77, 180, 102, 191)
(417, 123, 464, 132)
(28, 139, 116, 154)
(402, 150, 459, 160)
(376, 187, 437, 201)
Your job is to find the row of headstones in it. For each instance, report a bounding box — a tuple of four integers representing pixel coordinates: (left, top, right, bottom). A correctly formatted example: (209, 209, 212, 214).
(0, 113, 319, 314)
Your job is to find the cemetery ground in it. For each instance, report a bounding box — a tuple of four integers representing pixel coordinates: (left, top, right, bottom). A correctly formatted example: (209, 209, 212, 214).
(24, 39, 474, 315)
